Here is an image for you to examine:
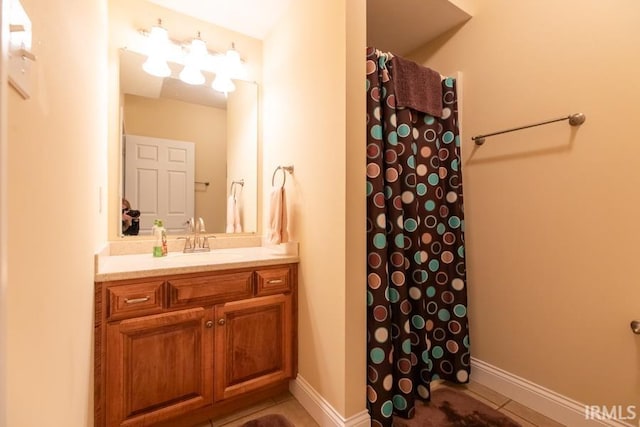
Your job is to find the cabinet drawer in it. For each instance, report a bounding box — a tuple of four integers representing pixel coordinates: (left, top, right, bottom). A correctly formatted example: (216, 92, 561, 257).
(107, 280, 165, 320)
(255, 267, 291, 296)
(168, 271, 253, 308)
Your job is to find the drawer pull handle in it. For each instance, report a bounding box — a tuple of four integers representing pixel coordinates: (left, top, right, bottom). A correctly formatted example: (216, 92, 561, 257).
(124, 296, 150, 304)
(205, 320, 214, 328)
(218, 318, 226, 326)
(267, 279, 284, 284)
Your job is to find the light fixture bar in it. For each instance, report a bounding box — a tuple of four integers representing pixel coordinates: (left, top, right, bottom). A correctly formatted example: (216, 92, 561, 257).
(133, 20, 248, 93)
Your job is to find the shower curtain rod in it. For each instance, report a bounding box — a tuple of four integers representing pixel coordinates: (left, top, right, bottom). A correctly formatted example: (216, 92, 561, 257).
(471, 112, 586, 145)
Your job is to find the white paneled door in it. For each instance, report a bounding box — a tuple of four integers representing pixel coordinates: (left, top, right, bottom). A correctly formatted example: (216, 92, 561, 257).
(125, 135, 195, 235)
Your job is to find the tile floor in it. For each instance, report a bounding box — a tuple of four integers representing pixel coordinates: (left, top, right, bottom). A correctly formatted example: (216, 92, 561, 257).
(198, 392, 319, 427)
(195, 380, 565, 427)
(432, 380, 566, 427)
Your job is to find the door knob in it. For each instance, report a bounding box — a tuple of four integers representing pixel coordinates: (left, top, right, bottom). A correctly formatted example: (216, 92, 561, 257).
(218, 318, 226, 326)
(631, 320, 640, 334)
(205, 320, 214, 328)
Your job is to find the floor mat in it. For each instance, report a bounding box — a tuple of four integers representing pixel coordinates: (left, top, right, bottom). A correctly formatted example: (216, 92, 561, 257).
(238, 413, 295, 427)
(393, 387, 521, 427)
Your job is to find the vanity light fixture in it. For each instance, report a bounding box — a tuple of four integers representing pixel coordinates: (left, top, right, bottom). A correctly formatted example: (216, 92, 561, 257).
(139, 21, 247, 93)
(142, 19, 171, 78)
(179, 33, 207, 85)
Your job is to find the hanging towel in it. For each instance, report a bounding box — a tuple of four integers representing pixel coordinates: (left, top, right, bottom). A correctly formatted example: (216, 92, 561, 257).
(391, 55, 443, 118)
(233, 194, 242, 233)
(267, 187, 288, 245)
(226, 195, 237, 233)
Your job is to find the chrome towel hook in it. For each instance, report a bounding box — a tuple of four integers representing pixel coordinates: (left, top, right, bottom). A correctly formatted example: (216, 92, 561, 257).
(272, 165, 294, 188)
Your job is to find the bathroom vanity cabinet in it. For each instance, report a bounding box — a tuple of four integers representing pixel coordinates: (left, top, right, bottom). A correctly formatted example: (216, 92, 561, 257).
(94, 263, 297, 427)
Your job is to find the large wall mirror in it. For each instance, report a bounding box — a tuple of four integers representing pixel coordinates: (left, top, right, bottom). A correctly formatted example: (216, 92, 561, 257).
(110, 0, 261, 238)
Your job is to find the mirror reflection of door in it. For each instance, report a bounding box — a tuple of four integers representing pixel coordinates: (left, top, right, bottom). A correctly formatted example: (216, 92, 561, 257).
(125, 135, 195, 235)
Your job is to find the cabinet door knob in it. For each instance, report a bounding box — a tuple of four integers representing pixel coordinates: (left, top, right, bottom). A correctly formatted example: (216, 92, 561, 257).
(205, 320, 214, 328)
(631, 320, 640, 334)
(218, 318, 226, 326)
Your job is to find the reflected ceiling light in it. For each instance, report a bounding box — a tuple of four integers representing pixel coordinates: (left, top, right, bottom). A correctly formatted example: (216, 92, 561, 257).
(211, 73, 235, 94)
(179, 33, 206, 85)
(210, 43, 245, 94)
(142, 20, 171, 78)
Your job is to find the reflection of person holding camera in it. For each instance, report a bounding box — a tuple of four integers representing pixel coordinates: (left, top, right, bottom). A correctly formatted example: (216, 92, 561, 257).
(122, 198, 140, 235)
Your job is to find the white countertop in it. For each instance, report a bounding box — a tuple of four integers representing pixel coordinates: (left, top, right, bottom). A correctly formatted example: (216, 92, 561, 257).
(95, 246, 299, 282)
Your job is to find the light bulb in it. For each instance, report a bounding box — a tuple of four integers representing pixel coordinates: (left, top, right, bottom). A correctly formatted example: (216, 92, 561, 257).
(179, 64, 205, 85)
(143, 56, 171, 77)
(212, 74, 235, 94)
(224, 44, 245, 79)
(189, 38, 207, 60)
(148, 24, 169, 47)
(226, 47, 241, 66)
(142, 21, 171, 78)
(179, 36, 207, 85)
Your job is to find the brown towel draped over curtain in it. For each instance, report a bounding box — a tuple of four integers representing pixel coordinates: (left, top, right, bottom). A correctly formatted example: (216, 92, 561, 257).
(391, 55, 443, 118)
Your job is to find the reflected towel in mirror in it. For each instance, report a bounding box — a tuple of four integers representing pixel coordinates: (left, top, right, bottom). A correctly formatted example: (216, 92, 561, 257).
(267, 187, 288, 244)
(226, 195, 243, 233)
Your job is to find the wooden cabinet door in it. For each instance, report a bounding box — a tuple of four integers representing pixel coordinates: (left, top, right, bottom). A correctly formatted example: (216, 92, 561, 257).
(214, 294, 292, 401)
(106, 307, 214, 427)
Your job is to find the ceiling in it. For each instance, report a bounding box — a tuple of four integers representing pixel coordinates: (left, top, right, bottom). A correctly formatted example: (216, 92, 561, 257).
(146, 0, 472, 54)
(145, 0, 293, 40)
(367, 0, 472, 55)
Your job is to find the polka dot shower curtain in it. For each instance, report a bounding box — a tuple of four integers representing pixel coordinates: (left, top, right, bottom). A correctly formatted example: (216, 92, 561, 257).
(365, 47, 470, 427)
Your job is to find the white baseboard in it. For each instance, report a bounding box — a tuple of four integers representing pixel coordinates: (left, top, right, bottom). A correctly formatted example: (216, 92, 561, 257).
(471, 357, 636, 427)
(290, 361, 635, 427)
(289, 375, 371, 427)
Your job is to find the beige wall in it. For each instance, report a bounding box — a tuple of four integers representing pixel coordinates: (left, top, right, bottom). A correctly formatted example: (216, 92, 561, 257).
(108, 0, 263, 239)
(410, 0, 640, 409)
(262, 0, 367, 418)
(5, 0, 107, 426)
(123, 94, 227, 231)
(344, 0, 367, 415)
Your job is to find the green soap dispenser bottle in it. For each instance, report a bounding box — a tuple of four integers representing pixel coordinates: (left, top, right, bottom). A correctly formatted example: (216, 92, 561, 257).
(152, 219, 164, 257)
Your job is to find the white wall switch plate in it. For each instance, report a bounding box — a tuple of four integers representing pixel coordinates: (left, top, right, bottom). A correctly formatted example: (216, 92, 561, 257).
(8, 0, 34, 99)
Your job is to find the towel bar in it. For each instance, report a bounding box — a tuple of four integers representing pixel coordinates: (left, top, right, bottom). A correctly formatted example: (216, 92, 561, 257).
(472, 113, 586, 145)
(229, 179, 244, 193)
(229, 179, 244, 199)
(272, 165, 294, 188)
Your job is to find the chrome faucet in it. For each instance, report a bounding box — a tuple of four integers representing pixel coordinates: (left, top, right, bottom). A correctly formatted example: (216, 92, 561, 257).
(194, 217, 205, 249)
(182, 217, 213, 253)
